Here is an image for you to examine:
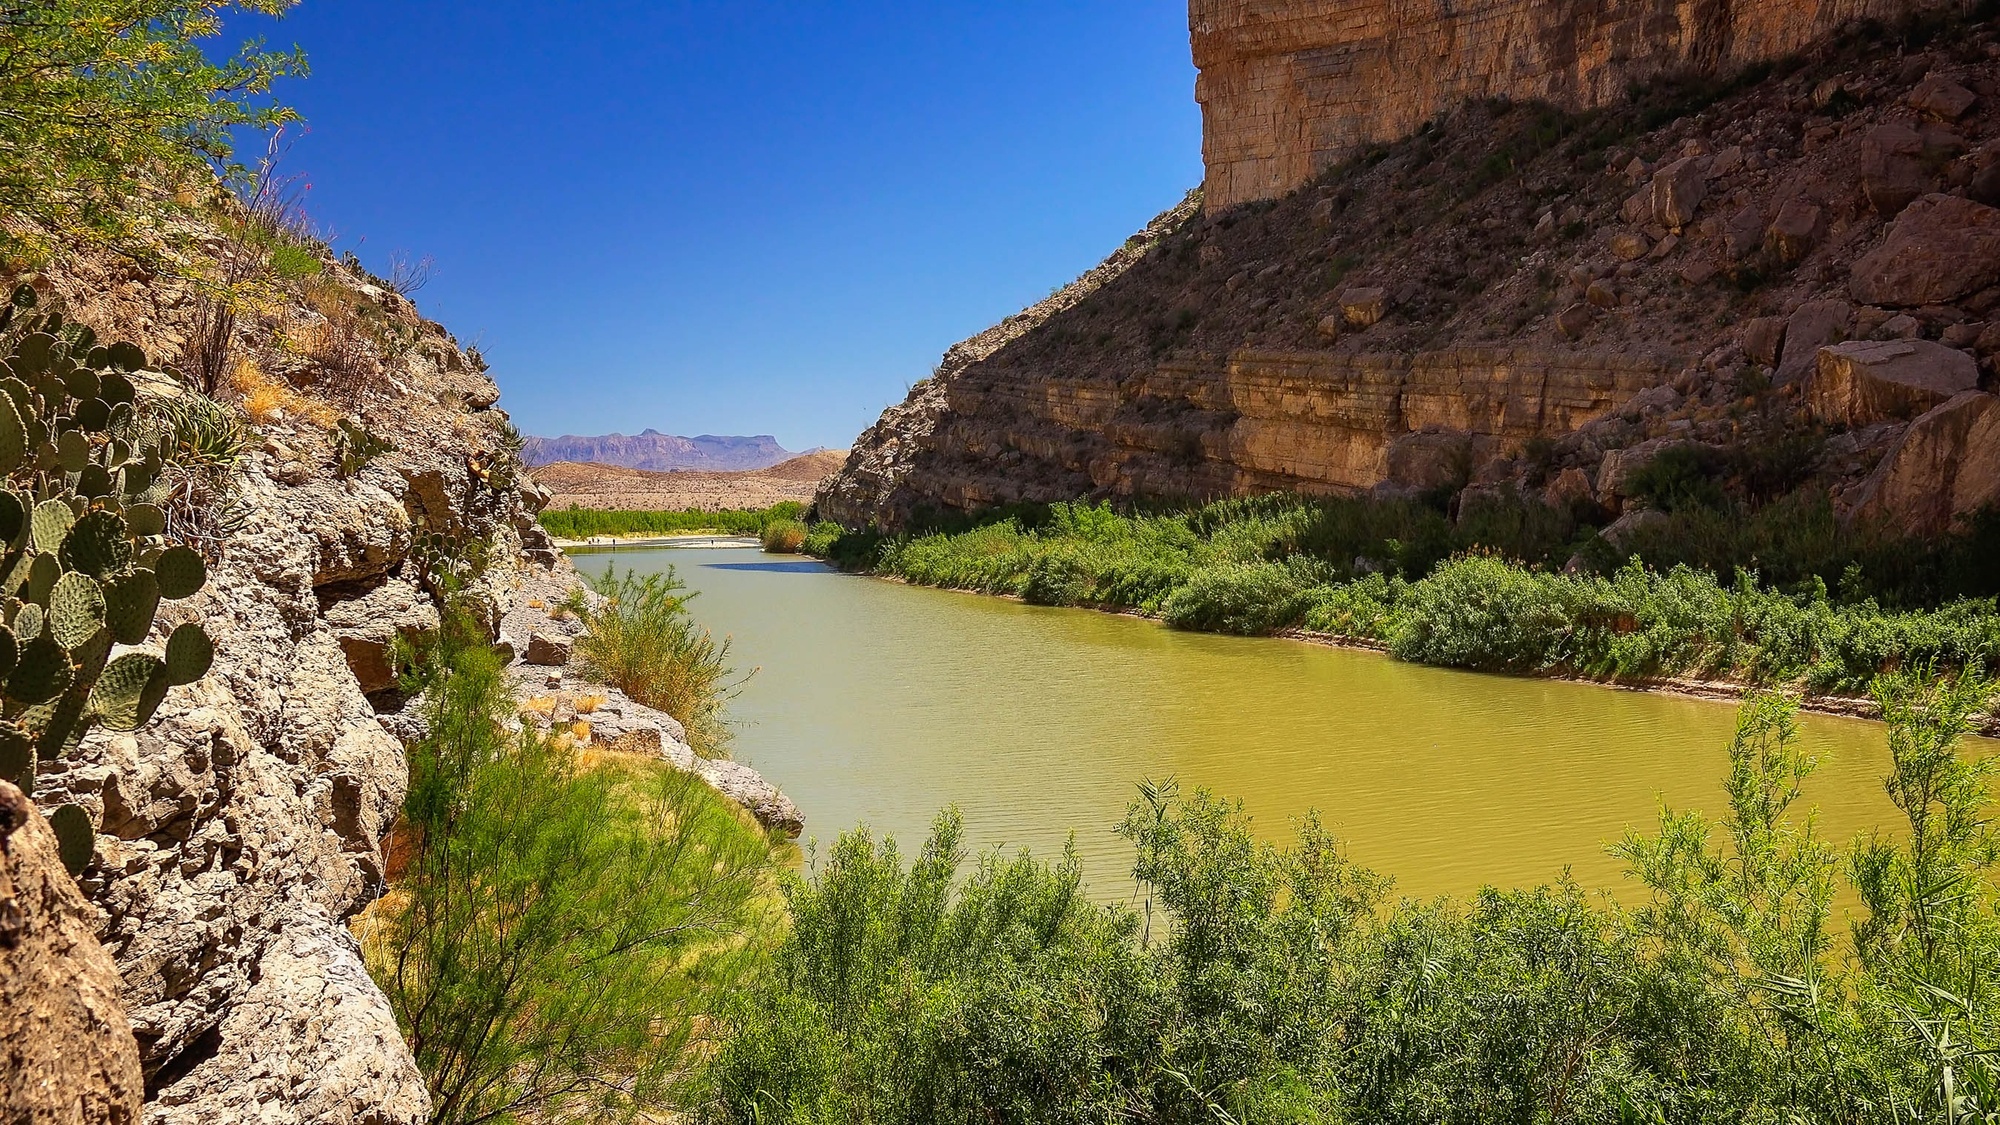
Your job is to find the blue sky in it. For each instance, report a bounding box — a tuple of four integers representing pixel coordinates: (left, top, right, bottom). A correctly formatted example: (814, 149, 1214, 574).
(249, 1, 1202, 450)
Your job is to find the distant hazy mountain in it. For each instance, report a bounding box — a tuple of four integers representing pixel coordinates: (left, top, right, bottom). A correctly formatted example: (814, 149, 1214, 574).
(520, 430, 802, 472)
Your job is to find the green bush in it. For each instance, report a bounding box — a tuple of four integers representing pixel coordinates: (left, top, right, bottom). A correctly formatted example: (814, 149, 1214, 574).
(760, 518, 807, 554)
(566, 566, 745, 758)
(1160, 561, 1310, 635)
(369, 610, 772, 1125)
(706, 677, 2000, 1124)
(540, 501, 806, 540)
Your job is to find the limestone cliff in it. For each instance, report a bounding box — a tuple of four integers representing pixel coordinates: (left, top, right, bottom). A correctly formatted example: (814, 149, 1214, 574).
(821, 9, 2000, 532)
(1194, 0, 1972, 210)
(5, 238, 555, 1122)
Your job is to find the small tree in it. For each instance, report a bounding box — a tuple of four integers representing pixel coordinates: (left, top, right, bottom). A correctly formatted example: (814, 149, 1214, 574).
(0, 0, 305, 259)
(370, 617, 772, 1125)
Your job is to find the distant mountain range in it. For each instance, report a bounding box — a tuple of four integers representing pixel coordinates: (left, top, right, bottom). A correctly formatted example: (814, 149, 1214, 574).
(520, 430, 807, 472)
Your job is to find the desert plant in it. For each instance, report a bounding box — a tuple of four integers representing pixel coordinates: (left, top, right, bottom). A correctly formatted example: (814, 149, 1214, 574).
(759, 518, 808, 554)
(0, 286, 216, 874)
(0, 0, 305, 260)
(370, 611, 771, 1125)
(127, 390, 251, 552)
(334, 417, 394, 478)
(568, 566, 746, 758)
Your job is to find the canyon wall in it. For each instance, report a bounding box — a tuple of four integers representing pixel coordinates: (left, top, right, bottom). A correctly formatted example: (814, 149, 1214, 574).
(821, 17, 2000, 530)
(1195, 0, 1967, 209)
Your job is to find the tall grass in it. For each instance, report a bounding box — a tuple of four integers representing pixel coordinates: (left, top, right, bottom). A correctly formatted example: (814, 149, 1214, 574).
(539, 501, 805, 540)
(706, 675, 2000, 1124)
(364, 610, 772, 1125)
(566, 566, 747, 757)
(809, 497, 2000, 695)
(760, 518, 807, 554)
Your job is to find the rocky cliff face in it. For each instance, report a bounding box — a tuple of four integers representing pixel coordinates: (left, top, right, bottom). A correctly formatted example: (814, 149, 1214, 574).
(821, 11, 2000, 532)
(6, 240, 560, 1122)
(1194, 0, 1971, 210)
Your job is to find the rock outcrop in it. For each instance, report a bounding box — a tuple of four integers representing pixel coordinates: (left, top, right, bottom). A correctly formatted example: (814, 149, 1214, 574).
(1, 782, 144, 1125)
(822, 10, 2000, 535)
(1192, 0, 1974, 210)
(7, 238, 557, 1122)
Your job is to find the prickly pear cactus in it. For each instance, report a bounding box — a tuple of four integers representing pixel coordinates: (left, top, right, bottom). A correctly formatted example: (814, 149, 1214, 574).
(0, 284, 214, 875)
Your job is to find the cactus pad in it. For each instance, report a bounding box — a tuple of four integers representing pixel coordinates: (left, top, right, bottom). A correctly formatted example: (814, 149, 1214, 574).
(156, 546, 206, 600)
(0, 393, 23, 476)
(105, 342, 146, 372)
(0, 490, 24, 544)
(61, 367, 98, 400)
(0, 726, 29, 791)
(103, 571, 159, 645)
(13, 603, 42, 642)
(74, 397, 110, 433)
(164, 623, 212, 686)
(55, 429, 88, 473)
(91, 651, 167, 732)
(59, 510, 131, 577)
(10, 634, 69, 704)
(98, 371, 135, 407)
(124, 504, 165, 538)
(13, 333, 55, 376)
(31, 499, 73, 552)
(27, 553, 58, 606)
(48, 572, 105, 650)
(49, 802, 93, 876)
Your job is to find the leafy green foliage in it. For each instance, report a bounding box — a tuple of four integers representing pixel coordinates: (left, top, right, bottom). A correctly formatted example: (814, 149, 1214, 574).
(538, 502, 806, 540)
(708, 678, 2000, 1124)
(759, 518, 807, 554)
(567, 566, 746, 759)
(333, 417, 393, 478)
(0, 0, 306, 259)
(368, 610, 772, 1125)
(0, 295, 212, 874)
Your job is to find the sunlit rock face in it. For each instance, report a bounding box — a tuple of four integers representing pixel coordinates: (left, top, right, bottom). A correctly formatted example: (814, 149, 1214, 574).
(1192, 0, 1963, 210)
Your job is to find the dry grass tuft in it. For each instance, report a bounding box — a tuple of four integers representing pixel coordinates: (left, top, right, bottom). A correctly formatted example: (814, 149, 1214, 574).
(232, 357, 340, 428)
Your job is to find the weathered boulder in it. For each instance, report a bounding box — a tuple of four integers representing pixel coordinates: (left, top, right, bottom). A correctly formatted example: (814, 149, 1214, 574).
(1765, 197, 1824, 263)
(1854, 391, 2000, 535)
(1543, 466, 1596, 509)
(1647, 156, 1706, 229)
(1384, 431, 1476, 491)
(1850, 194, 2000, 307)
(323, 578, 440, 694)
(1609, 229, 1650, 261)
(1908, 75, 1978, 120)
(1339, 286, 1387, 327)
(1859, 123, 1930, 216)
(1741, 316, 1787, 367)
(1554, 302, 1594, 339)
(1599, 507, 1670, 553)
(1809, 339, 1981, 427)
(0, 782, 144, 1125)
(1595, 438, 1708, 500)
(524, 631, 574, 666)
(1777, 299, 1853, 384)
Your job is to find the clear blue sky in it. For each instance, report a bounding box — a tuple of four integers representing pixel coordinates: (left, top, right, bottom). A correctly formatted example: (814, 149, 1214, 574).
(251, 1, 1202, 450)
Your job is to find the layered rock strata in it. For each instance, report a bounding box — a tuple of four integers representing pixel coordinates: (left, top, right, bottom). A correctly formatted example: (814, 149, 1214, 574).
(1193, 0, 1973, 210)
(823, 20, 2000, 533)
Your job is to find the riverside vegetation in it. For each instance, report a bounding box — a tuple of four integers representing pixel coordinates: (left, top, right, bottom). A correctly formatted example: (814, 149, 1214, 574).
(801, 490, 2000, 696)
(537, 500, 805, 540)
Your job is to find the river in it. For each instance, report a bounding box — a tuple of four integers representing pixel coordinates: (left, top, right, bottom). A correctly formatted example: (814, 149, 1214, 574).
(572, 545, 1938, 904)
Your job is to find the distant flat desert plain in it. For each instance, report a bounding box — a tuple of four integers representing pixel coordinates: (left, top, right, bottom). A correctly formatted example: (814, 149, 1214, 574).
(530, 449, 849, 511)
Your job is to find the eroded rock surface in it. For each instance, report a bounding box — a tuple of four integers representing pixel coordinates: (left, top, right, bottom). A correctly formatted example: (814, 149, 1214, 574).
(0, 782, 144, 1125)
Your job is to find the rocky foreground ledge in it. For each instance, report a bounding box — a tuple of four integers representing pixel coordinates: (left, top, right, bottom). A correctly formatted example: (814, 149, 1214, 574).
(494, 561, 804, 837)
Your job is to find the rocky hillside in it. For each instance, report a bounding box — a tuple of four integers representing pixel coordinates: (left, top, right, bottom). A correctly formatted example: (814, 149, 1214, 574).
(820, 7, 2000, 537)
(534, 449, 848, 513)
(2, 235, 550, 1120)
(521, 430, 798, 472)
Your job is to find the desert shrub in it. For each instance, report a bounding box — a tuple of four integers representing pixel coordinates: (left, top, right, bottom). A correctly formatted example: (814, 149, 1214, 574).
(801, 520, 845, 556)
(366, 611, 771, 1125)
(704, 811, 1154, 1125)
(1389, 554, 1578, 671)
(1625, 445, 1729, 513)
(568, 566, 745, 758)
(760, 518, 807, 554)
(538, 503, 803, 540)
(0, 0, 304, 260)
(1160, 561, 1310, 635)
(129, 389, 253, 553)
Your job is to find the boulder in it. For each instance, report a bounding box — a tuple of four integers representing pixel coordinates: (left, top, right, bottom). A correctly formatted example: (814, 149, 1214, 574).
(524, 631, 574, 666)
(1765, 197, 1824, 262)
(1859, 123, 1929, 216)
(1599, 508, 1671, 554)
(0, 782, 144, 1125)
(1647, 156, 1707, 229)
(1850, 194, 2000, 307)
(1314, 314, 1342, 341)
(1585, 278, 1620, 308)
(1809, 339, 1981, 427)
(1777, 299, 1853, 384)
(1609, 230, 1651, 261)
(1543, 466, 1596, 509)
(1854, 392, 2000, 535)
(1384, 431, 1477, 491)
(1723, 205, 1765, 260)
(322, 578, 440, 695)
(1554, 302, 1594, 339)
(1908, 75, 1978, 120)
(1595, 438, 1708, 500)
(1741, 316, 1788, 367)
(1339, 287, 1387, 328)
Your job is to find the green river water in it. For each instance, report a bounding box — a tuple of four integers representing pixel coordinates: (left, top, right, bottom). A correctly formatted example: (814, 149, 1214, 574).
(573, 545, 1952, 904)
